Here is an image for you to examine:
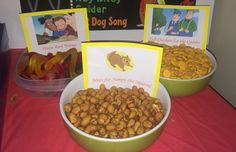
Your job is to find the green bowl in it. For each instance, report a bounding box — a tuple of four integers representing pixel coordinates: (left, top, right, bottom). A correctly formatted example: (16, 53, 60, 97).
(60, 75, 171, 152)
(160, 50, 217, 96)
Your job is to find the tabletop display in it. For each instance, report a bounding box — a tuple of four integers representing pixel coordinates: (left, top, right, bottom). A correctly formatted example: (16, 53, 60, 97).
(1, 1, 235, 152)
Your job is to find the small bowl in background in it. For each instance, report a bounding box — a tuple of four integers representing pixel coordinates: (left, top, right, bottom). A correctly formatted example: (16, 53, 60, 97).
(14, 52, 82, 97)
(14, 71, 73, 97)
(60, 75, 171, 152)
(160, 50, 217, 96)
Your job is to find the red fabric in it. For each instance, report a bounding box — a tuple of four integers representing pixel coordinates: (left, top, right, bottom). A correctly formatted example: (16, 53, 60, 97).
(1, 49, 236, 152)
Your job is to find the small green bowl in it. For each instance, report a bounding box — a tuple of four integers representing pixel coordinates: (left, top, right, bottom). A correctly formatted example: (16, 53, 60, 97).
(60, 75, 171, 152)
(160, 50, 217, 96)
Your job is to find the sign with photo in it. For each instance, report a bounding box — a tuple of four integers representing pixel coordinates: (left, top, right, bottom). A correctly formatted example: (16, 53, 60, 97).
(143, 5, 210, 50)
(19, 8, 90, 55)
(20, 0, 196, 31)
(81, 41, 163, 96)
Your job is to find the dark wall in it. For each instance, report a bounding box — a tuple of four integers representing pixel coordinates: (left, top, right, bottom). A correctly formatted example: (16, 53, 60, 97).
(0, 23, 9, 149)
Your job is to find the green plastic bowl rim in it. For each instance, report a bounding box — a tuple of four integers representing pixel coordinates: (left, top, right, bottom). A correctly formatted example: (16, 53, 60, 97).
(60, 78, 171, 142)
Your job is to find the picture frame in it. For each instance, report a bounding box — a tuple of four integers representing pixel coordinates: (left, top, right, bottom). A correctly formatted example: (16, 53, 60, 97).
(20, 8, 90, 55)
(143, 4, 210, 51)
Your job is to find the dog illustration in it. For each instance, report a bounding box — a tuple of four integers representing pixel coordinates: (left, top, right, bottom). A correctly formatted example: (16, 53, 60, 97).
(107, 51, 133, 71)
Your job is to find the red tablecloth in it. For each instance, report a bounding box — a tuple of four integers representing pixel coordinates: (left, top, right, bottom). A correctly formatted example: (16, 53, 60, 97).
(1, 50, 236, 152)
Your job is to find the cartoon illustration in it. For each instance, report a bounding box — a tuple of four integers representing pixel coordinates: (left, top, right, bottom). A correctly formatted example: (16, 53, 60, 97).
(52, 16, 67, 37)
(63, 13, 77, 32)
(152, 8, 167, 35)
(107, 51, 133, 71)
(177, 9, 197, 37)
(38, 15, 57, 36)
(33, 13, 78, 45)
(36, 15, 59, 44)
(53, 16, 77, 37)
(138, 0, 196, 26)
(166, 9, 181, 36)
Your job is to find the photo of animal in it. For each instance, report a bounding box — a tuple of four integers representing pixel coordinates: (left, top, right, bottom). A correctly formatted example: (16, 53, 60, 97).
(107, 51, 133, 71)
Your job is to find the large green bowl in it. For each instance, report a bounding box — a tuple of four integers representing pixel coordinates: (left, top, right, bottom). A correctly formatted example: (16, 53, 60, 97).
(60, 75, 171, 152)
(160, 50, 217, 96)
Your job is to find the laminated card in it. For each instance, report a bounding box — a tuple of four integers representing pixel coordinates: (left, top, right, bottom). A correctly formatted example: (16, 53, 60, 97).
(143, 4, 210, 51)
(82, 41, 163, 97)
(20, 8, 90, 55)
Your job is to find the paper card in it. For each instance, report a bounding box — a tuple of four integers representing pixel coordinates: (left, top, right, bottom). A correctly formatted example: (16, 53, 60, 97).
(19, 8, 90, 55)
(143, 5, 210, 51)
(82, 41, 163, 97)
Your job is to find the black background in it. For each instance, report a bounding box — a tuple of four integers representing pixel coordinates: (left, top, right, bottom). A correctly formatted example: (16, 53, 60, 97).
(20, 0, 142, 30)
(20, 0, 196, 30)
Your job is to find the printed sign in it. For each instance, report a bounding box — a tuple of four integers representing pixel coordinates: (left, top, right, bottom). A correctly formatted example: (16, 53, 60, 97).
(82, 41, 163, 97)
(143, 5, 210, 50)
(20, 0, 196, 31)
(19, 8, 90, 55)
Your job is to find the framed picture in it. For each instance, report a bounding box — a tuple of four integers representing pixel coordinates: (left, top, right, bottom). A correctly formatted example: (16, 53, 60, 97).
(143, 5, 210, 50)
(20, 8, 90, 55)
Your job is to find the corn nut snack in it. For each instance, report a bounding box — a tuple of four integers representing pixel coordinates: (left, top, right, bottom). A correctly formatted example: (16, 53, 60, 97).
(64, 84, 164, 139)
(160, 44, 213, 79)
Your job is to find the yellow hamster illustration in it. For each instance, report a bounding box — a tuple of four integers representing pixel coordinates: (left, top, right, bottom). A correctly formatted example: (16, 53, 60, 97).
(107, 51, 133, 71)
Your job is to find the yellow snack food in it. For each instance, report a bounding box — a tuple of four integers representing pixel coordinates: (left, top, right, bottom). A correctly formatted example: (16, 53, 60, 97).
(163, 69, 171, 77)
(64, 84, 164, 139)
(159, 44, 213, 79)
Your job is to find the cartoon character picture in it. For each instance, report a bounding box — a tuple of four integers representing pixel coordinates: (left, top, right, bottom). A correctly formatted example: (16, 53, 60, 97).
(138, 0, 196, 26)
(165, 9, 181, 36)
(149, 8, 198, 37)
(37, 15, 58, 44)
(38, 15, 57, 36)
(177, 9, 197, 37)
(63, 13, 77, 33)
(107, 51, 133, 72)
(152, 8, 167, 35)
(33, 13, 78, 45)
(53, 16, 77, 37)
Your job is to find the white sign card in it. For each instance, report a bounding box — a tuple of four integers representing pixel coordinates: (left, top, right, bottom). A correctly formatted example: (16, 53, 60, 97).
(20, 8, 90, 55)
(143, 5, 210, 50)
(82, 41, 163, 97)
